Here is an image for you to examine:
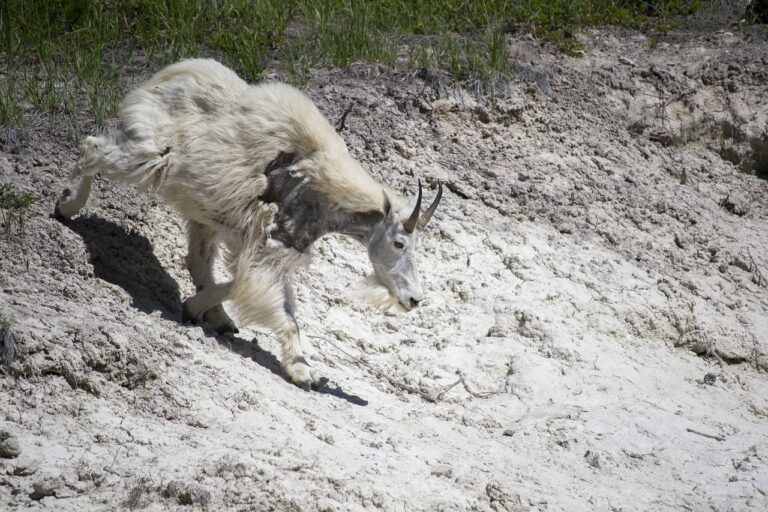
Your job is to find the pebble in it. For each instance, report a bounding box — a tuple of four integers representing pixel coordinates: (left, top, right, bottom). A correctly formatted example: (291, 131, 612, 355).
(430, 465, 453, 478)
(10, 457, 39, 476)
(584, 450, 603, 469)
(0, 434, 21, 459)
(31, 476, 62, 500)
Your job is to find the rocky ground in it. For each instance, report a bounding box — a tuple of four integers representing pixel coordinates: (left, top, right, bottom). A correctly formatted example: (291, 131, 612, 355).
(1, 11, 768, 512)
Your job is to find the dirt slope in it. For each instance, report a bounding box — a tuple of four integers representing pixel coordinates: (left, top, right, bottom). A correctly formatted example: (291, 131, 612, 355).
(1, 23, 768, 512)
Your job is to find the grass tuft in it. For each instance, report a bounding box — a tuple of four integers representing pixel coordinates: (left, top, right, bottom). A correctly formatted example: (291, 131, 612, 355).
(0, 184, 37, 238)
(0, 0, 702, 128)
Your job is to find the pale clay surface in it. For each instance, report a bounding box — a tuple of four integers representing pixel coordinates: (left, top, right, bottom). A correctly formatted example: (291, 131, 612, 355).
(1, 24, 768, 511)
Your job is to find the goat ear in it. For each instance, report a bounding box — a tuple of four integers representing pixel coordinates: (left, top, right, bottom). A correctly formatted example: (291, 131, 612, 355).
(382, 191, 395, 220)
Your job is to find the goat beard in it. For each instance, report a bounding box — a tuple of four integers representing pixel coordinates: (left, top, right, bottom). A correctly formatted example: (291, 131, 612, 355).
(354, 275, 405, 312)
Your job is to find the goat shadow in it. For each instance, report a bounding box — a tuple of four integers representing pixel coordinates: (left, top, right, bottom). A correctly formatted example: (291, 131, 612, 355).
(61, 214, 368, 406)
(63, 214, 183, 320)
(218, 336, 369, 406)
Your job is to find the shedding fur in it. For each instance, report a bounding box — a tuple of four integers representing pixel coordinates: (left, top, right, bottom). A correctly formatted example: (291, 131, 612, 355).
(55, 59, 441, 390)
(354, 275, 403, 312)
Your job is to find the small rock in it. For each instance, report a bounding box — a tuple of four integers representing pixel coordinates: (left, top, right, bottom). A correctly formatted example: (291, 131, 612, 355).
(584, 450, 603, 469)
(413, 97, 431, 114)
(393, 141, 414, 159)
(486, 480, 525, 512)
(720, 193, 749, 216)
(363, 422, 384, 434)
(474, 105, 492, 124)
(0, 156, 12, 174)
(430, 465, 453, 478)
(1, 328, 18, 366)
(164, 480, 211, 506)
(11, 457, 38, 476)
(0, 433, 21, 459)
(317, 497, 344, 511)
(232, 463, 248, 478)
(674, 232, 691, 249)
(703, 373, 717, 385)
(619, 56, 635, 66)
(30, 476, 62, 500)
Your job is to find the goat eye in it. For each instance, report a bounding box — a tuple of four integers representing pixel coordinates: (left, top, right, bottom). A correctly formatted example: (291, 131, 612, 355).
(393, 241, 404, 249)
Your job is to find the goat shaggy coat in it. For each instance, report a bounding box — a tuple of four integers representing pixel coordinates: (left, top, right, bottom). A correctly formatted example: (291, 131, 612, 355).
(56, 59, 438, 389)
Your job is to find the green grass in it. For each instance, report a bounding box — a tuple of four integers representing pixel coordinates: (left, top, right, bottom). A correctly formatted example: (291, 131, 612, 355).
(0, 184, 38, 238)
(0, 0, 700, 133)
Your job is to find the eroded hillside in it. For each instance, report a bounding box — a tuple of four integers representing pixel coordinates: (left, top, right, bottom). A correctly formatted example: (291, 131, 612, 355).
(1, 21, 768, 512)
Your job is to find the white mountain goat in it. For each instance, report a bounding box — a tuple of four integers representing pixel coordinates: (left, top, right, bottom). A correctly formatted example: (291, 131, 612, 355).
(55, 59, 442, 390)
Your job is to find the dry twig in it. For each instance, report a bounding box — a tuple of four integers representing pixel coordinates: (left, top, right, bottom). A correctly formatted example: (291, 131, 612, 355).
(686, 427, 725, 442)
(315, 334, 503, 403)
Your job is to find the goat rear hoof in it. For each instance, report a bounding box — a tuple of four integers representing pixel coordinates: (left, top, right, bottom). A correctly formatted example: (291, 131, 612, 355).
(181, 301, 195, 324)
(217, 325, 239, 336)
(202, 306, 239, 335)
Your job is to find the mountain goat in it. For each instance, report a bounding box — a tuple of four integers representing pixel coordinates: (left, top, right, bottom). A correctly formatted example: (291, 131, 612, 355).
(55, 59, 442, 390)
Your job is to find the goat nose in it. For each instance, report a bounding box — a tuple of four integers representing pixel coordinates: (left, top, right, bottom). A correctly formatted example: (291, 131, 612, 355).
(409, 297, 421, 308)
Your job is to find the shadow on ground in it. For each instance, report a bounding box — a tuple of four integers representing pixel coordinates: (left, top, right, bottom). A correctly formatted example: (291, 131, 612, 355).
(60, 213, 368, 406)
(219, 334, 369, 406)
(63, 214, 182, 320)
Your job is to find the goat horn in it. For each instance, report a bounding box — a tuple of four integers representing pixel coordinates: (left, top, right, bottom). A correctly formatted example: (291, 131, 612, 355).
(403, 179, 422, 233)
(417, 181, 442, 230)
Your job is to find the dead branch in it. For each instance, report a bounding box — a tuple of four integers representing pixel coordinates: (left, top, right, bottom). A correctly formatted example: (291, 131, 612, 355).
(686, 427, 725, 442)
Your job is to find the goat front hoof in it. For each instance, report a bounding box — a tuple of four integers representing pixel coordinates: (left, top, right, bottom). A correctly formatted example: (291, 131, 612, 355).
(285, 359, 316, 391)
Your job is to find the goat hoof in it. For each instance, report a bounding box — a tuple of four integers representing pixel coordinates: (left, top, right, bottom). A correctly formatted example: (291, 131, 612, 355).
(285, 359, 316, 390)
(52, 202, 64, 220)
(53, 199, 71, 220)
(217, 325, 239, 336)
(181, 301, 195, 324)
(203, 305, 238, 335)
(53, 189, 79, 220)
